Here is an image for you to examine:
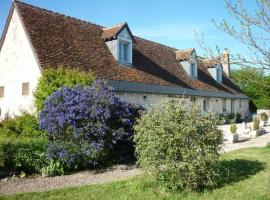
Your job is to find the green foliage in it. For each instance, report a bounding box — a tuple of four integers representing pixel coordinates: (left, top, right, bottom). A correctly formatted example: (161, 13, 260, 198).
(2, 147, 270, 200)
(231, 68, 270, 111)
(253, 117, 260, 130)
(260, 112, 269, 122)
(0, 112, 45, 137)
(230, 124, 237, 134)
(217, 114, 227, 125)
(134, 100, 223, 191)
(0, 136, 48, 175)
(34, 67, 94, 112)
(41, 159, 65, 177)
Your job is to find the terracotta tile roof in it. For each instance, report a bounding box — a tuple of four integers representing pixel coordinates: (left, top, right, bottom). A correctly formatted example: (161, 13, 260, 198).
(8, 1, 244, 96)
(175, 48, 195, 61)
(102, 23, 125, 40)
(201, 58, 219, 68)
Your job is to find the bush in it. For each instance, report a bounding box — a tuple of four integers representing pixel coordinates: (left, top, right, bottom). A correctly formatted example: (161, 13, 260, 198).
(134, 100, 222, 191)
(0, 112, 45, 137)
(217, 114, 227, 125)
(260, 112, 269, 122)
(40, 80, 142, 175)
(34, 67, 94, 112)
(230, 124, 237, 134)
(253, 117, 260, 130)
(0, 136, 48, 176)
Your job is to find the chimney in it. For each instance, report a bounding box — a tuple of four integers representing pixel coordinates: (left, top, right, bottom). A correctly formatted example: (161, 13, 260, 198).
(221, 48, 230, 77)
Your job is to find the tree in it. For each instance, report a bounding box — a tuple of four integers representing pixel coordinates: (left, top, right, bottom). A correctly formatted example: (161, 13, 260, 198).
(231, 67, 270, 110)
(196, 0, 269, 71)
(214, 0, 269, 71)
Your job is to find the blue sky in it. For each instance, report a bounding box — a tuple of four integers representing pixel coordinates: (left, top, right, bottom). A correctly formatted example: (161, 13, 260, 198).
(0, 0, 252, 63)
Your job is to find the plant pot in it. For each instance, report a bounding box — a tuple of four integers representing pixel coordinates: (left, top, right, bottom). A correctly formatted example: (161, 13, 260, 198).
(227, 134, 239, 143)
(250, 130, 259, 138)
(260, 121, 266, 127)
(258, 128, 266, 136)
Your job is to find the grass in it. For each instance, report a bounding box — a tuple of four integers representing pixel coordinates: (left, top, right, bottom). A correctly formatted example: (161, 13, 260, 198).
(1, 147, 270, 200)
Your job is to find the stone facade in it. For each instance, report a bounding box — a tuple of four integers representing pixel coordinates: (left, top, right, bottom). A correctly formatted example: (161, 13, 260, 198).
(118, 92, 249, 118)
(0, 9, 41, 120)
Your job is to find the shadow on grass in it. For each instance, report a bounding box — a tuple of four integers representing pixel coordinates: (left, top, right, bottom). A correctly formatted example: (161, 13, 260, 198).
(217, 159, 265, 188)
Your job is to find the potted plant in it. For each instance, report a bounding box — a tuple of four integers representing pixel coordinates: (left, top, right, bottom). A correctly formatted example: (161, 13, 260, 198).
(250, 117, 260, 138)
(227, 114, 236, 124)
(260, 112, 269, 127)
(228, 124, 238, 143)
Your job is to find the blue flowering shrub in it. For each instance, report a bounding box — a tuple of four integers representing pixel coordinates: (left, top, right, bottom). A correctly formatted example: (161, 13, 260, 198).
(40, 80, 142, 175)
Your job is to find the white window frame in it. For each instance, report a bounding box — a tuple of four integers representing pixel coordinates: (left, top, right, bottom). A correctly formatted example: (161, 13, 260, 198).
(190, 63, 197, 77)
(222, 99, 227, 112)
(118, 39, 131, 64)
(203, 99, 209, 112)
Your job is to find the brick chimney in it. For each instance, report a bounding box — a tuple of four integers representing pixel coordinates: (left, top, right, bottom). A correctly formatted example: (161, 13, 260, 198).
(221, 48, 230, 77)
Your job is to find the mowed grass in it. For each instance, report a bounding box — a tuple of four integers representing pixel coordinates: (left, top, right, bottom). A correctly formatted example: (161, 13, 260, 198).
(1, 147, 270, 200)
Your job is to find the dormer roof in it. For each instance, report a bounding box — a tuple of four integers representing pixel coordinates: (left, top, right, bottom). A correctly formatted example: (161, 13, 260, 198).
(175, 48, 195, 61)
(102, 22, 135, 41)
(201, 58, 219, 68)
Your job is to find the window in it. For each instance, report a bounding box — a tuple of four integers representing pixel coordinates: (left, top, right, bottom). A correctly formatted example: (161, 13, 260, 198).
(22, 82, 29, 96)
(203, 99, 209, 112)
(119, 41, 129, 63)
(222, 99, 227, 112)
(216, 65, 222, 83)
(0, 86, 4, 97)
(191, 63, 196, 77)
(239, 99, 242, 108)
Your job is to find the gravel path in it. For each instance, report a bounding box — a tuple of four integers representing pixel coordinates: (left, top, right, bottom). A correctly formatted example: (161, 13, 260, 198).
(0, 165, 142, 195)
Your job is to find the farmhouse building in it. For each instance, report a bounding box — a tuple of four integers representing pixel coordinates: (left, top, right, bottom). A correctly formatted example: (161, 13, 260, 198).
(0, 1, 249, 119)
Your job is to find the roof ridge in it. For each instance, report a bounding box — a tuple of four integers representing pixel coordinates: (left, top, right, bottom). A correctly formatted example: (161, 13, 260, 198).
(103, 23, 126, 30)
(135, 36, 178, 51)
(14, 0, 104, 29)
(13, 1, 190, 54)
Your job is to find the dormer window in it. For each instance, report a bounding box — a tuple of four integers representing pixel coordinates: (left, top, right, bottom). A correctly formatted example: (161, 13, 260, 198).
(191, 63, 197, 78)
(102, 23, 134, 66)
(176, 48, 198, 79)
(119, 40, 130, 64)
(216, 65, 222, 83)
(205, 59, 223, 83)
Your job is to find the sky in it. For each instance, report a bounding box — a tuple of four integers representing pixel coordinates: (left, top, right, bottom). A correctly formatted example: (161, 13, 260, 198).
(0, 0, 253, 67)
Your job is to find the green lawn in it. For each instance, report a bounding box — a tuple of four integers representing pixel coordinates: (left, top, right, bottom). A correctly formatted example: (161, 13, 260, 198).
(1, 147, 270, 200)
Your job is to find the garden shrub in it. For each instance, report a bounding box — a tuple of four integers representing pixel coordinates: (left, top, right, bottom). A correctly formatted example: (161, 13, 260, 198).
(253, 117, 260, 130)
(134, 100, 222, 191)
(217, 114, 227, 125)
(0, 136, 48, 176)
(260, 112, 269, 122)
(40, 80, 142, 175)
(34, 67, 94, 112)
(230, 124, 237, 134)
(0, 112, 45, 137)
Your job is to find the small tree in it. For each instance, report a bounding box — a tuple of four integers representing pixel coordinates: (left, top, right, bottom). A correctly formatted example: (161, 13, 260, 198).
(134, 100, 222, 191)
(253, 117, 260, 130)
(260, 112, 269, 122)
(34, 67, 94, 112)
(230, 124, 237, 134)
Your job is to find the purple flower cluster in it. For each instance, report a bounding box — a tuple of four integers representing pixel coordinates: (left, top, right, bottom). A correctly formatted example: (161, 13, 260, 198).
(40, 80, 142, 169)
